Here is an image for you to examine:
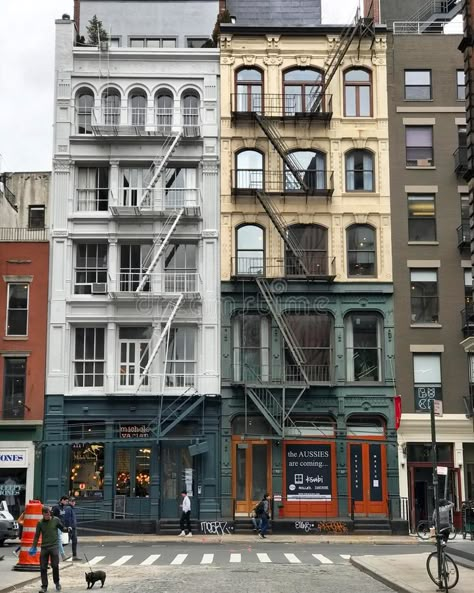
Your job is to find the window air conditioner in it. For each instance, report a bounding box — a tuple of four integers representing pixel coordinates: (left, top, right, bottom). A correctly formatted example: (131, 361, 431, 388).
(91, 283, 107, 294)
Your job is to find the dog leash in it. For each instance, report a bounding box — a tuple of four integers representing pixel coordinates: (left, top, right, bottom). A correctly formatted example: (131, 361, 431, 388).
(83, 552, 94, 573)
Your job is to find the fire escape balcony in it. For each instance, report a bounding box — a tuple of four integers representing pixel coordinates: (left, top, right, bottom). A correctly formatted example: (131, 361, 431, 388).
(454, 146, 468, 176)
(108, 271, 202, 300)
(231, 93, 333, 123)
(231, 256, 336, 282)
(77, 107, 201, 138)
(457, 220, 470, 252)
(107, 188, 202, 218)
(461, 305, 474, 338)
(231, 169, 334, 198)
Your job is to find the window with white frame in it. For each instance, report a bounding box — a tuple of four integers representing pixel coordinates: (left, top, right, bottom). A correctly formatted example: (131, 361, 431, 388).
(165, 326, 196, 388)
(232, 314, 270, 383)
(28, 205, 45, 229)
(74, 244, 108, 294)
(118, 327, 152, 388)
(129, 37, 176, 48)
(6, 283, 29, 336)
(74, 327, 105, 387)
(413, 353, 442, 412)
(76, 167, 109, 211)
(345, 313, 382, 382)
(164, 243, 197, 292)
(457, 69, 465, 101)
(404, 70, 432, 101)
(119, 244, 152, 292)
(465, 268, 473, 307)
(120, 167, 148, 207)
(162, 167, 197, 209)
(410, 269, 439, 324)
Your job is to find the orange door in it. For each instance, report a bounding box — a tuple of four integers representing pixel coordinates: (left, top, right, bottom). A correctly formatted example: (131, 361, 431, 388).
(232, 439, 271, 514)
(349, 442, 387, 516)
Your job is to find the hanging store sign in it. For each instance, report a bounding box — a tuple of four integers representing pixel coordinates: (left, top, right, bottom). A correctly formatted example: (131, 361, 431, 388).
(285, 443, 332, 501)
(119, 424, 151, 439)
(414, 386, 442, 413)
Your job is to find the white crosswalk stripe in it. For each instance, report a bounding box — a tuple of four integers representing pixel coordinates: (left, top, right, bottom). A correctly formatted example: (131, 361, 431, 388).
(201, 554, 214, 564)
(312, 554, 333, 564)
(111, 555, 133, 566)
(140, 554, 161, 566)
(87, 556, 105, 566)
(257, 553, 272, 563)
(170, 553, 188, 565)
(284, 553, 301, 564)
(230, 553, 241, 563)
(340, 554, 351, 560)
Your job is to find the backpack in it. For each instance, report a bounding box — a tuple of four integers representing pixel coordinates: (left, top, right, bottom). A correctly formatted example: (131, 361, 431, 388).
(255, 501, 265, 515)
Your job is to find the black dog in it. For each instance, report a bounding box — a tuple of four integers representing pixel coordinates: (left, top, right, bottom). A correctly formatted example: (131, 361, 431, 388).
(85, 570, 106, 589)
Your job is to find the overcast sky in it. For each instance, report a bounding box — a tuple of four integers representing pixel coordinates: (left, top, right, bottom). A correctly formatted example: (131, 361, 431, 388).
(0, 0, 359, 172)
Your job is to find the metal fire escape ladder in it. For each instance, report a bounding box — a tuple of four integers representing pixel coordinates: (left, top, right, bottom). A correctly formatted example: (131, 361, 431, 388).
(256, 276, 309, 386)
(139, 131, 182, 209)
(134, 294, 184, 393)
(255, 190, 309, 275)
(0, 174, 17, 211)
(254, 114, 308, 192)
(157, 389, 205, 438)
(135, 209, 184, 292)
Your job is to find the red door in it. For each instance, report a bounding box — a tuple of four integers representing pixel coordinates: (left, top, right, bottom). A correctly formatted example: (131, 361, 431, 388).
(349, 442, 387, 516)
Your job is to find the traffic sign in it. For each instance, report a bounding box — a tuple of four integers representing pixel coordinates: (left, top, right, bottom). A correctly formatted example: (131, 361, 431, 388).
(433, 399, 443, 417)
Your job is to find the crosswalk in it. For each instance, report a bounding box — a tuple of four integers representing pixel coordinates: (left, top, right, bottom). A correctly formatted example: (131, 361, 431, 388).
(74, 551, 351, 568)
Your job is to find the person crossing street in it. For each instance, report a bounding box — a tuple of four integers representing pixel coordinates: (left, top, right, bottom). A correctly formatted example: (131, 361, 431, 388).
(64, 497, 81, 561)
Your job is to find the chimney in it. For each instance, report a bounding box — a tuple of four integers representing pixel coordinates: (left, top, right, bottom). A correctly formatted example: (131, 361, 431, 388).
(364, 0, 380, 24)
(74, 0, 80, 34)
(219, 0, 226, 14)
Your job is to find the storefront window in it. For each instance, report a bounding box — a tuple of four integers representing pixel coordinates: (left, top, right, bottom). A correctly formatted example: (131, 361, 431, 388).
(0, 468, 27, 517)
(115, 448, 151, 497)
(69, 444, 104, 498)
(407, 443, 453, 463)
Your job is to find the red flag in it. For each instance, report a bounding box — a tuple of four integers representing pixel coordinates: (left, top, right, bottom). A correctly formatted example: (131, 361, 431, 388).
(394, 395, 402, 430)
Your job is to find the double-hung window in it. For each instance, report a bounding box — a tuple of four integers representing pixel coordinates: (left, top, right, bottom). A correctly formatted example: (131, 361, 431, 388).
(457, 70, 465, 101)
(6, 283, 29, 336)
(2, 358, 27, 419)
(413, 353, 442, 412)
(74, 244, 108, 294)
(410, 269, 439, 324)
(164, 243, 197, 293)
(76, 167, 109, 211)
(165, 327, 196, 387)
(345, 313, 382, 382)
(74, 327, 105, 387)
(404, 70, 431, 101)
(406, 126, 433, 166)
(408, 194, 436, 241)
(28, 206, 45, 229)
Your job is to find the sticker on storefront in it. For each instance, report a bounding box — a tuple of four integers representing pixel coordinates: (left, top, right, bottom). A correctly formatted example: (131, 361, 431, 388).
(286, 443, 332, 501)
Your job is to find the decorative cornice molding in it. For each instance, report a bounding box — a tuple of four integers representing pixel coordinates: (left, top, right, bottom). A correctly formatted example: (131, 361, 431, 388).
(53, 159, 72, 171)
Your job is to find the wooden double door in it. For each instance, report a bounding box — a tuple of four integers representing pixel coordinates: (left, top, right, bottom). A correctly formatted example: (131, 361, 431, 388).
(349, 441, 387, 516)
(232, 438, 271, 514)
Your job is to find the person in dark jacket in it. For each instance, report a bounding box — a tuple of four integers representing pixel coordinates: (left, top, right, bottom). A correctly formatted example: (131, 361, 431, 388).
(64, 497, 81, 561)
(29, 506, 68, 592)
(52, 496, 69, 561)
(257, 493, 270, 539)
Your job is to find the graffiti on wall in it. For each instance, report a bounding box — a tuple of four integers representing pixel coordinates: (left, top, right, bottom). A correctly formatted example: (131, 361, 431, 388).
(200, 521, 234, 535)
(316, 521, 348, 534)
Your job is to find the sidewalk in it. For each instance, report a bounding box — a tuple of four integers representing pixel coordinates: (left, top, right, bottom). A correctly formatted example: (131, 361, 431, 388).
(352, 552, 473, 593)
(0, 554, 72, 593)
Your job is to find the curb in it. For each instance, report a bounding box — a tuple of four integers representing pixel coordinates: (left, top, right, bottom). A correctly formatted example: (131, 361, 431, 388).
(350, 557, 420, 593)
(0, 562, 73, 593)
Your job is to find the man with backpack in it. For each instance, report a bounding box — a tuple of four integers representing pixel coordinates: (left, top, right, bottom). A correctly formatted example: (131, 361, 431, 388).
(255, 493, 270, 539)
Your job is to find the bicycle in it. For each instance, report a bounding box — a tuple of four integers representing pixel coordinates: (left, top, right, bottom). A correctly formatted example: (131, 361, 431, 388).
(426, 533, 459, 592)
(417, 519, 457, 540)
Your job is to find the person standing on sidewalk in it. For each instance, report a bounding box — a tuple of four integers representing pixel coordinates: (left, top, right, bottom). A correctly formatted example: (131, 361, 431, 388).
(52, 496, 69, 561)
(179, 489, 192, 537)
(257, 493, 270, 539)
(29, 506, 67, 592)
(64, 497, 81, 561)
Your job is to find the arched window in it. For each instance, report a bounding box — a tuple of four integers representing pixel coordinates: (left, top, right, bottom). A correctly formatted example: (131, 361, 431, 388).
(236, 224, 265, 275)
(344, 69, 372, 117)
(102, 88, 121, 125)
(347, 224, 376, 276)
(286, 224, 328, 276)
(235, 150, 263, 190)
(76, 89, 94, 134)
(283, 68, 323, 115)
(345, 312, 382, 382)
(182, 90, 200, 136)
(345, 149, 374, 191)
(285, 150, 326, 192)
(282, 312, 333, 382)
(235, 68, 263, 113)
(155, 90, 173, 134)
(129, 89, 147, 126)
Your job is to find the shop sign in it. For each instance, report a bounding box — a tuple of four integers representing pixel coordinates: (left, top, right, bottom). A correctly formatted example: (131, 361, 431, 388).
(286, 443, 332, 501)
(0, 450, 28, 468)
(414, 386, 442, 412)
(119, 424, 151, 439)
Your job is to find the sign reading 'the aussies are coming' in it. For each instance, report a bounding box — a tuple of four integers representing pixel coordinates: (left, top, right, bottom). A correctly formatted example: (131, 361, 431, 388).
(285, 443, 332, 501)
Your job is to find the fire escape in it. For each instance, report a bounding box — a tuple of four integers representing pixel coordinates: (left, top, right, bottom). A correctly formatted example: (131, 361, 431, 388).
(392, 0, 462, 35)
(232, 11, 376, 437)
(0, 173, 17, 211)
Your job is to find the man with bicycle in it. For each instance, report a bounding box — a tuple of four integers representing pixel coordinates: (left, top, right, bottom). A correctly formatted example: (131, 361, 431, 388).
(433, 498, 455, 543)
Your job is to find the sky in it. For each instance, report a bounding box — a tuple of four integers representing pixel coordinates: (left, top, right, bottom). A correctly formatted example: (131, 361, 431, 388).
(0, 0, 360, 172)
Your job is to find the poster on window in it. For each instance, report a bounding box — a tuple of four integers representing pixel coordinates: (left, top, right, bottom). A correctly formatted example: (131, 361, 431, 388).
(286, 443, 332, 501)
